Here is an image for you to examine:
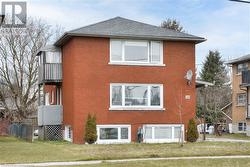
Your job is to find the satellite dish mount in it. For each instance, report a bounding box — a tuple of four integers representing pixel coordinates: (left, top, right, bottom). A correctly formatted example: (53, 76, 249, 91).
(184, 69, 193, 86)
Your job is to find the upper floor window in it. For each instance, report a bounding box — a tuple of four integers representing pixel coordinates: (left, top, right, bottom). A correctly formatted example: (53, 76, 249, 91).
(110, 39, 163, 65)
(237, 93, 246, 106)
(110, 83, 163, 110)
(237, 63, 248, 74)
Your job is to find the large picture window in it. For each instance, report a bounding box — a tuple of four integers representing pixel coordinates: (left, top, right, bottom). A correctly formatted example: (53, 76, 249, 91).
(110, 84, 163, 110)
(110, 39, 163, 65)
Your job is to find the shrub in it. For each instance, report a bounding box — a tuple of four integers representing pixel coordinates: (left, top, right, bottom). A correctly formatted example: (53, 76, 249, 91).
(187, 118, 199, 142)
(84, 114, 97, 144)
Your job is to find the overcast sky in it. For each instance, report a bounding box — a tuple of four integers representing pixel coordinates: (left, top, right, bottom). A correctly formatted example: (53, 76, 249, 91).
(25, 0, 250, 72)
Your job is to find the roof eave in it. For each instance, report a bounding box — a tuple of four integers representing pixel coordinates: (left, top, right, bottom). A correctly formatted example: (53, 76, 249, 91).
(54, 33, 206, 47)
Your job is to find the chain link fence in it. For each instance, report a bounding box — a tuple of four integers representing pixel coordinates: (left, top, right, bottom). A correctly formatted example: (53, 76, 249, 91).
(8, 118, 38, 142)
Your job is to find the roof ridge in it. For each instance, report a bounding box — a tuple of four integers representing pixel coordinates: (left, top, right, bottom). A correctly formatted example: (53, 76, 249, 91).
(54, 17, 206, 46)
(69, 16, 122, 33)
(116, 17, 196, 37)
(69, 16, 196, 37)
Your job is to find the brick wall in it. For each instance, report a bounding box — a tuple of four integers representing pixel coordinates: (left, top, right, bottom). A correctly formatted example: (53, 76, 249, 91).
(0, 119, 10, 136)
(62, 37, 196, 144)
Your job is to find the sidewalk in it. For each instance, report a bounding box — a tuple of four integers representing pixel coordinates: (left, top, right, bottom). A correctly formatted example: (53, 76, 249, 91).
(1, 155, 250, 167)
(206, 137, 250, 142)
(197, 137, 250, 142)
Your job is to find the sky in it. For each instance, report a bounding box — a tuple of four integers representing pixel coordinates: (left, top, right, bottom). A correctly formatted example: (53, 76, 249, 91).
(22, 0, 250, 72)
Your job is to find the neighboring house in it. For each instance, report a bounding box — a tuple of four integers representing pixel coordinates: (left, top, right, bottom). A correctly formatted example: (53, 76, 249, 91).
(227, 54, 250, 136)
(37, 17, 205, 144)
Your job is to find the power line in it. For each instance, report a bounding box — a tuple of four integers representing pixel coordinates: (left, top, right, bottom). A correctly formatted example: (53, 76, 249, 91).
(229, 0, 250, 4)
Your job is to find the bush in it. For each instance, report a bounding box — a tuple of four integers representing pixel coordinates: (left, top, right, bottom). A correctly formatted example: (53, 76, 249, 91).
(187, 118, 199, 142)
(84, 114, 97, 144)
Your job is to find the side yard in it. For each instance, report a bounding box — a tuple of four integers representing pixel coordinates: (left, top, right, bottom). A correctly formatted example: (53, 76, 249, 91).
(1, 136, 250, 164)
(206, 133, 250, 140)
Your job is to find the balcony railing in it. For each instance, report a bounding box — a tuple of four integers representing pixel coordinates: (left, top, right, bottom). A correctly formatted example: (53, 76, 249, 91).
(242, 70, 250, 86)
(38, 63, 62, 84)
(38, 105, 63, 126)
(248, 104, 250, 118)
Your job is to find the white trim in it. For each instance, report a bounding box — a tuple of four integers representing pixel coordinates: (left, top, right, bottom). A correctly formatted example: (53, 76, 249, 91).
(110, 83, 164, 110)
(109, 107, 165, 111)
(96, 124, 131, 144)
(110, 39, 164, 66)
(108, 62, 166, 66)
(50, 90, 54, 105)
(143, 124, 184, 143)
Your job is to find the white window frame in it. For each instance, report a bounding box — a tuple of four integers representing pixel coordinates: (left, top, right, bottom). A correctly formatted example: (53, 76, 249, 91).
(143, 124, 184, 143)
(96, 125, 131, 144)
(238, 122, 246, 132)
(237, 93, 246, 106)
(109, 39, 164, 66)
(64, 125, 73, 142)
(237, 63, 248, 74)
(110, 83, 164, 110)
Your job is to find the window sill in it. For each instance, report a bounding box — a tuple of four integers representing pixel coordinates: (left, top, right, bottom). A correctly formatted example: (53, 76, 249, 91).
(109, 107, 165, 111)
(108, 62, 166, 67)
(236, 104, 245, 107)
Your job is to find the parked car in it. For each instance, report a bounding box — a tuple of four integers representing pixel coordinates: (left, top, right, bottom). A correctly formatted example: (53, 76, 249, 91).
(197, 124, 214, 134)
(33, 129, 38, 136)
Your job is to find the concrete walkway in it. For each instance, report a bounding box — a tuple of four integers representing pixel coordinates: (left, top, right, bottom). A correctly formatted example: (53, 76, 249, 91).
(1, 155, 250, 167)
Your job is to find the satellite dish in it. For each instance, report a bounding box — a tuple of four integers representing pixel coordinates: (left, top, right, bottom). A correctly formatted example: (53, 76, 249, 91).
(184, 69, 193, 85)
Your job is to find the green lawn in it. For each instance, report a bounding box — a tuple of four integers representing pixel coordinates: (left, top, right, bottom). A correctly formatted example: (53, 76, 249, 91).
(206, 133, 250, 140)
(1, 136, 250, 164)
(65, 158, 250, 167)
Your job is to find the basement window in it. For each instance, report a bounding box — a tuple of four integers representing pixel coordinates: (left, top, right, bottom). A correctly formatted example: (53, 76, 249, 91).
(238, 122, 246, 131)
(96, 125, 131, 144)
(64, 125, 72, 142)
(143, 124, 184, 143)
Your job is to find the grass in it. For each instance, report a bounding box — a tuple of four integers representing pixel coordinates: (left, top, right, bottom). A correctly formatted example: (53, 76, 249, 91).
(1, 136, 250, 164)
(65, 158, 250, 167)
(206, 133, 250, 140)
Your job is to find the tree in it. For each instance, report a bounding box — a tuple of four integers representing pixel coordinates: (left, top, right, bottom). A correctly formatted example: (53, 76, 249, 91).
(198, 50, 231, 135)
(200, 50, 228, 86)
(161, 18, 184, 32)
(84, 114, 97, 144)
(187, 118, 198, 142)
(0, 18, 56, 121)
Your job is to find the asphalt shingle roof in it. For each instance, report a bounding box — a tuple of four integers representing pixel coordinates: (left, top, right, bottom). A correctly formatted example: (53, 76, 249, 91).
(54, 17, 205, 46)
(226, 54, 250, 64)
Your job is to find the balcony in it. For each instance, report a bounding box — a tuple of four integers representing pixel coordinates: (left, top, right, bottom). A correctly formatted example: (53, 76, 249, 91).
(38, 63, 62, 84)
(241, 70, 250, 87)
(38, 105, 63, 126)
(247, 104, 250, 119)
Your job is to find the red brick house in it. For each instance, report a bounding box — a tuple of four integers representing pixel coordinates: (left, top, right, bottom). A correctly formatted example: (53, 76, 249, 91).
(37, 17, 205, 144)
